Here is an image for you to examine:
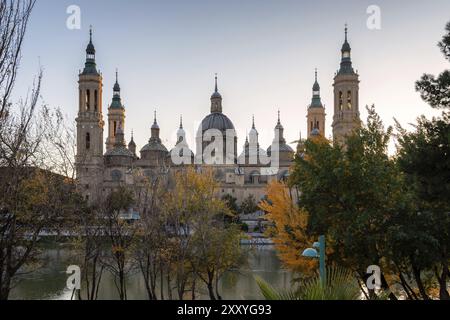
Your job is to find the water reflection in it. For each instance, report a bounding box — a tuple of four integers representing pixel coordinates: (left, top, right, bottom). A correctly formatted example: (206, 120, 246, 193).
(10, 244, 292, 300)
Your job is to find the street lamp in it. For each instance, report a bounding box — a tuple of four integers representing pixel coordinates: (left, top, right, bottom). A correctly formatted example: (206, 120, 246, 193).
(302, 235, 326, 286)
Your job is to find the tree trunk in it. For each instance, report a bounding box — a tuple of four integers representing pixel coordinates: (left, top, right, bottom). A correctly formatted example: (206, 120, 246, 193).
(412, 265, 429, 300)
(207, 282, 216, 300)
(436, 264, 449, 300)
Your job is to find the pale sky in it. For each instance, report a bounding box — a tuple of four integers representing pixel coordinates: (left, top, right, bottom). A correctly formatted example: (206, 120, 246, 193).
(14, 0, 450, 153)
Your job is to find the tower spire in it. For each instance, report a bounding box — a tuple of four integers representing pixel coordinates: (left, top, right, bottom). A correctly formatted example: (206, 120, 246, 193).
(345, 23, 348, 42)
(339, 23, 354, 75)
(154, 110, 157, 125)
(252, 114, 255, 129)
(215, 73, 218, 93)
(180, 115, 183, 129)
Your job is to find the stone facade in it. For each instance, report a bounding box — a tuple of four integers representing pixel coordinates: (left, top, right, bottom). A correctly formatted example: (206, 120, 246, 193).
(75, 27, 360, 207)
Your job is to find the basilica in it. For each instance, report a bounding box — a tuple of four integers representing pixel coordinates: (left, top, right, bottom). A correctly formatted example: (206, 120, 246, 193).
(75, 27, 360, 205)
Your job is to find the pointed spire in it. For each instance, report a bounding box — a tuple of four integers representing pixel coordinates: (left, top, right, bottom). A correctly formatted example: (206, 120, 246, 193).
(210, 73, 223, 113)
(179, 115, 183, 129)
(339, 23, 354, 75)
(215, 73, 218, 93)
(154, 110, 157, 125)
(311, 69, 323, 108)
(115, 68, 118, 83)
(252, 115, 255, 129)
(277, 110, 281, 125)
(345, 23, 348, 42)
(83, 25, 98, 75)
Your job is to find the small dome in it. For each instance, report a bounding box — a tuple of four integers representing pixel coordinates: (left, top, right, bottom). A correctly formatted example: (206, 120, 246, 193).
(311, 128, 321, 136)
(104, 146, 134, 158)
(113, 82, 120, 92)
(199, 112, 235, 133)
(140, 141, 168, 153)
(267, 143, 294, 154)
(128, 139, 136, 147)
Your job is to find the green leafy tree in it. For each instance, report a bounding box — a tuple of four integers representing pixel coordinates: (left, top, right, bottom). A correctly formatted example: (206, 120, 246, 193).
(290, 105, 407, 299)
(415, 22, 450, 109)
(392, 21, 450, 300)
(240, 194, 259, 214)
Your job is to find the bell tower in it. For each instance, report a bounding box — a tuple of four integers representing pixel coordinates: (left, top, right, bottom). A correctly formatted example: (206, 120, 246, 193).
(307, 69, 326, 138)
(106, 70, 126, 151)
(75, 27, 104, 203)
(332, 25, 361, 145)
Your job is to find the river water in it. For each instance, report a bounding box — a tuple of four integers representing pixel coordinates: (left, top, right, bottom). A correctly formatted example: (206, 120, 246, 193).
(10, 244, 293, 300)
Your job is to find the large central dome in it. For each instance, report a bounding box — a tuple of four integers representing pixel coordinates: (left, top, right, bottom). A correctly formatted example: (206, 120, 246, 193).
(196, 75, 238, 164)
(200, 112, 235, 133)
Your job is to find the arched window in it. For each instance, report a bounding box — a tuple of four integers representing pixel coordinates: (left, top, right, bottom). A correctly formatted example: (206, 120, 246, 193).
(347, 90, 352, 109)
(316, 121, 320, 130)
(86, 132, 91, 150)
(86, 90, 91, 111)
(94, 90, 98, 111)
(113, 121, 117, 136)
(339, 91, 343, 110)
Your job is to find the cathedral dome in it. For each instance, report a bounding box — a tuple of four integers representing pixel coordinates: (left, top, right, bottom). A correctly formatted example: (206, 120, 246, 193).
(140, 140, 168, 153)
(199, 112, 235, 134)
(266, 143, 294, 154)
(104, 146, 134, 158)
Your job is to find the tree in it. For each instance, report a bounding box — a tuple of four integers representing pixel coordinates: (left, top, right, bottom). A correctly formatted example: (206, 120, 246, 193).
(259, 181, 317, 276)
(415, 22, 450, 109)
(0, 0, 81, 300)
(102, 187, 136, 300)
(240, 194, 259, 214)
(221, 194, 239, 217)
(71, 202, 106, 301)
(289, 105, 406, 299)
(392, 22, 450, 300)
(394, 114, 450, 300)
(132, 168, 169, 300)
(166, 168, 243, 300)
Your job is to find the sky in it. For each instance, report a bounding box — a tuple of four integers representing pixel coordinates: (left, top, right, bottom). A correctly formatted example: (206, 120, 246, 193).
(14, 0, 450, 153)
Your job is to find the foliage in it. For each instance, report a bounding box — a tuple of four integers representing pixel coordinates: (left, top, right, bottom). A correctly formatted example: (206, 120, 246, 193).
(259, 181, 316, 275)
(256, 266, 361, 300)
(240, 194, 259, 214)
(415, 22, 450, 109)
(221, 194, 239, 216)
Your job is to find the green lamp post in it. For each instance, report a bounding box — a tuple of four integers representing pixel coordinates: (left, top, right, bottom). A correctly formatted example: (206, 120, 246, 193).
(302, 235, 326, 286)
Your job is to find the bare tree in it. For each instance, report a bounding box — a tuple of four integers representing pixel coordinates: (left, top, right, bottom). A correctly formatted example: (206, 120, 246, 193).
(101, 186, 136, 300)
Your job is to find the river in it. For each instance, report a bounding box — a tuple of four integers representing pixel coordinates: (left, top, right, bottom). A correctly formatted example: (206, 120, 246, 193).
(10, 243, 293, 300)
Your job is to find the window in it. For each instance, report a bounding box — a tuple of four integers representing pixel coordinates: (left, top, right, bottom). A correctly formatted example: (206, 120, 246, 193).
(347, 91, 352, 109)
(316, 121, 320, 130)
(86, 132, 91, 150)
(114, 121, 117, 136)
(94, 90, 98, 111)
(86, 90, 91, 111)
(339, 91, 343, 110)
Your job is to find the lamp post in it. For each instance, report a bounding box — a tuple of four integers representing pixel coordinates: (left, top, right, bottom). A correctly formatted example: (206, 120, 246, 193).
(302, 235, 326, 286)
